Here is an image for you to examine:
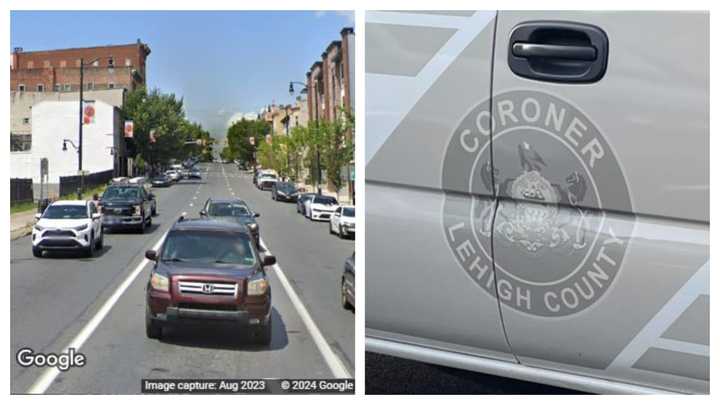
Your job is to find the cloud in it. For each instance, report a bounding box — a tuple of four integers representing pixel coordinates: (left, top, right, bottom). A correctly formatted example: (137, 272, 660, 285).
(226, 111, 259, 128)
(314, 10, 354, 24)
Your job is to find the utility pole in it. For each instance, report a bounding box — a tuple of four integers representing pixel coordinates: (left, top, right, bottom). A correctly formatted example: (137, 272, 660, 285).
(77, 57, 84, 199)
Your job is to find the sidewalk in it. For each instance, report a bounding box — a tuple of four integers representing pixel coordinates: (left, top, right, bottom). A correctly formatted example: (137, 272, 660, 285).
(10, 209, 37, 240)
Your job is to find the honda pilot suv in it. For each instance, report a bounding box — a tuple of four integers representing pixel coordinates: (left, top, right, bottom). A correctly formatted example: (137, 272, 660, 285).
(144, 216, 276, 345)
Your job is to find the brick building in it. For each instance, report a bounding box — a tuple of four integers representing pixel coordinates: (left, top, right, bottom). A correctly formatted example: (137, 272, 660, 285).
(305, 27, 355, 201)
(10, 39, 151, 93)
(306, 27, 354, 122)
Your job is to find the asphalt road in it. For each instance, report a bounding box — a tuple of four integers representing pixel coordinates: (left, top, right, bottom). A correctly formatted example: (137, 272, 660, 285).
(11, 163, 355, 394)
(365, 353, 582, 394)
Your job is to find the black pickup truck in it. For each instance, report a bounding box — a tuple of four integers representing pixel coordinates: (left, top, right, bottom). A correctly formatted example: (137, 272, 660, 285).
(100, 184, 154, 233)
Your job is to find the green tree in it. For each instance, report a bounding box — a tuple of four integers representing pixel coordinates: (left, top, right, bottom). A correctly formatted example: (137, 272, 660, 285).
(226, 118, 271, 164)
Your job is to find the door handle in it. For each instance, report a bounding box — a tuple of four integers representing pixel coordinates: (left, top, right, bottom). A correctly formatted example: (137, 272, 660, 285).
(508, 21, 608, 83)
(511, 43, 596, 61)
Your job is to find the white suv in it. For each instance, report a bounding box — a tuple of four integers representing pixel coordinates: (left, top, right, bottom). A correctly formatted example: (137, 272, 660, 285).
(32, 200, 104, 258)
(304, 195, 339, 221)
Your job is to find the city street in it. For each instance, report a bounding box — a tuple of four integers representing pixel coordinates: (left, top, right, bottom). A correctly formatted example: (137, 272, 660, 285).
(11, 163, 355, 394)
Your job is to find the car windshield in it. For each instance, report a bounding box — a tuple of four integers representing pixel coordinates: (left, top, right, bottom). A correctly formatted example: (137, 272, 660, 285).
(208, 202, 251, 217)
(279, 183, 296, 192)
(261, 174, 277, 179)
(153, 176, 167, 181)
(161, 231, 256, 265)
(343, 208, 355, 217)
(102, 187, 140, 200)
(43, 205, 87, 219)
(314, 196, 337, 205)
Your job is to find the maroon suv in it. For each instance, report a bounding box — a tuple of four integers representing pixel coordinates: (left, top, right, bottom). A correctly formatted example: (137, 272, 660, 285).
(144, 217, 276, 345)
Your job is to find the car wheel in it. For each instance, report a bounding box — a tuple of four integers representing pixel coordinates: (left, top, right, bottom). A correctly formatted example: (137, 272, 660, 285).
(329, 222, 334, 234)
(147, 216, 152, 227)
(96, 232, 104, 249)
(32, 246, 42, 258)
(138, 217, 146, 234)
(339, 226, 346, 239)
(341, 279, 352, 309)
(152, 205, 157, 216)
(145, 307, 163, 339)
(251, 315, 272, 346)
(86, 235, 95, 257)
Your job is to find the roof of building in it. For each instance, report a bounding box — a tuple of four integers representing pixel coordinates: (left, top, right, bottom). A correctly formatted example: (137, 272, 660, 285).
(12, 40, 151, 56)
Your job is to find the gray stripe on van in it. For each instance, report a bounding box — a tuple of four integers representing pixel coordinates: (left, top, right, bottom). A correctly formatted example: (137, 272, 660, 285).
(661, 294, 709, 345)
(366, 23, 456, 76)
(633, 348, 709, 381)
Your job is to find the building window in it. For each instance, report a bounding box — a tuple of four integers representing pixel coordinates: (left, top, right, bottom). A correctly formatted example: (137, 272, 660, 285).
(60, 60, 67, 68)
(22, 118, 30, 124)
(64, 83, 71, 91)
(125, 58, 132, 66)
(108, 57, 114, 67)
(108, 82, 115, 89)
(10, 134, 32, 152)
(27, 61, 34, 69)
(36, 84, 44, 92)
(54, 84, 61, 92)
(17, 84, 25, 92)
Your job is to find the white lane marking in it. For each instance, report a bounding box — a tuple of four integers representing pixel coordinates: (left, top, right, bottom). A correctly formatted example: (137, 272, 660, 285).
(189, 203, 194, 207)
(259, 238, 351, 378)
(27, 232, 169, 394)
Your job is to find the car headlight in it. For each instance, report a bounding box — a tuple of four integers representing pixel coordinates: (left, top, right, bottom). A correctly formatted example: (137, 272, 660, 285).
(248, 223, 258, 231)
(34, 224, 45, 231)
(247, 276, 269, 296)
(73, 224, 88, 231)
(150, 272, 169, 292)
(134, 205, 142, 215)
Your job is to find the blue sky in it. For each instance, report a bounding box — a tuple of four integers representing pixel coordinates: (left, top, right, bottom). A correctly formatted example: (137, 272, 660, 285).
(11, 10, 354, 139)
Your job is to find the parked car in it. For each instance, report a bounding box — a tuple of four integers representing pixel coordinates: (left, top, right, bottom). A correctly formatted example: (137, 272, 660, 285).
(31, 200, 103, 258)
(144, 216, 276, 344)
(200, 198, 261, 248)
(365, 11, 709, 394)
(151, 175, 172, 188)
(99, 184, 154, 233)
(341, 252, 355, 310)
(165, 170, 181, 182)
(304, 195, 339, 221)
(329, 206, 355, 239)
(188, 168, 202, 179)
(296, 193, 317, 214)
(271, 181, 299, 202)
(256, 172, 278, 190)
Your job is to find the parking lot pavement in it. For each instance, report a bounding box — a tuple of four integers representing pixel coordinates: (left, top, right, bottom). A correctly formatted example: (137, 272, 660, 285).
(365, 352, 583, 394)
(11, 163, 354, 394)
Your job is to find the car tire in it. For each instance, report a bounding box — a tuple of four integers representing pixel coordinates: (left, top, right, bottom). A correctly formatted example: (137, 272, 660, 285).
(32, 246, 42, 258)
(138, 216, 146, 234)
(329, 223, 334, 234)
(86, 235, 95, 257)
(339, 226, 346, 239)
(341, 279, 352, 310)
(96, 232, 104, 250)
(145, 307, 163, 339)
(152, 205, 157, 216)
(251, 315, 272, 346)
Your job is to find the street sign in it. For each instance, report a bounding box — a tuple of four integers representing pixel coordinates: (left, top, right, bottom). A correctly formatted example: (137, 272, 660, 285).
(40, 158, 48, 177)
(83, 101, 95, 125)
(124, 121, 134, 138)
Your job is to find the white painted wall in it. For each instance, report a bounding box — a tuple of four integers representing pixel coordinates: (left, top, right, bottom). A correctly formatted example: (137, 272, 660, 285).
(10, 100, 117, 185)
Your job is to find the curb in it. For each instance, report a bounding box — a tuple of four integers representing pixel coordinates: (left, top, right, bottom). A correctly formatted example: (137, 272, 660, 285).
(10, 224, 33, 241)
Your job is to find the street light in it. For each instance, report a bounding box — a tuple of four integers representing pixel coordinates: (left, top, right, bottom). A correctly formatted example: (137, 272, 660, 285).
(77, 56, 102, 199)
(288, 80, 321, 194)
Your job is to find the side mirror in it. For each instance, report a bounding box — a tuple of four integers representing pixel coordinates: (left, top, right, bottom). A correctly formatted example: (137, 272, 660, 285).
(199, 210, 207, 216)
(254, 212, 260, 218)
(34, 213, 42, 220)
(92, 213, 101, 220)
(145, 250, 158, 261)
(262, 254, 276, 267)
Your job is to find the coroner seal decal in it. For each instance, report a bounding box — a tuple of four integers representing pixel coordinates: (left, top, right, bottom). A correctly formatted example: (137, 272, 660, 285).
(442, 90, 633, 317)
